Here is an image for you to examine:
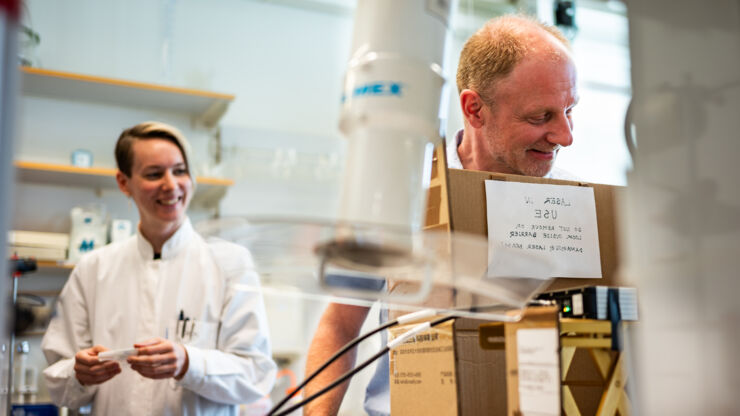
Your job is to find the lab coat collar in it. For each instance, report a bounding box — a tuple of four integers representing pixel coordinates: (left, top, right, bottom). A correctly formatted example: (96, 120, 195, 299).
(135, 218, 193, 261)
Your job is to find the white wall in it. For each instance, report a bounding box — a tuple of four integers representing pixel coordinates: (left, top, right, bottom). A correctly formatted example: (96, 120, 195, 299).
(20, 0, 355, 222)
(563, 6, 632, 185)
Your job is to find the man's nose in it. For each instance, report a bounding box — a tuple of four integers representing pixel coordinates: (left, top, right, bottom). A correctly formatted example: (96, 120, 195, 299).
(547, 114, 574, 148)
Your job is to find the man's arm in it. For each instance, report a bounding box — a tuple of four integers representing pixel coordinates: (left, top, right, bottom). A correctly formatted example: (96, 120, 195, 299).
(303, 303, 371, 416)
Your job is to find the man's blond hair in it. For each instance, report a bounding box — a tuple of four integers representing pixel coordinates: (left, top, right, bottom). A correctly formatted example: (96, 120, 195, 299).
(456, 15, 571, 101)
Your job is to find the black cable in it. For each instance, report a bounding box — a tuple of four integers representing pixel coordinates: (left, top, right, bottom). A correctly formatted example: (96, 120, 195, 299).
(269, 304, 515, 415)
(273, 315, 458, 416)
(267, 318, 398, 415)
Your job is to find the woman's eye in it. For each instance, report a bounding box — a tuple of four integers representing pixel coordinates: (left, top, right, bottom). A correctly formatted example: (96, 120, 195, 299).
(174, 168, 188, 176)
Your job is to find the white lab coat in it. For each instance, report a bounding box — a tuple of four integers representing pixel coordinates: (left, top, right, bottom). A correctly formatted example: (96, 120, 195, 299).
(41, 218, 277, 415)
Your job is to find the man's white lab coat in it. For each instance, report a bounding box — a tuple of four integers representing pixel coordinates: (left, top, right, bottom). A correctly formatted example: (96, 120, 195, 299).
(41, 218, 277, 415)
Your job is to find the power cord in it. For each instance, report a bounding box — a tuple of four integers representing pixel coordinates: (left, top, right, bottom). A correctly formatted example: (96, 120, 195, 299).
(271, 313, 457, 416)
(268, 309, 437, 415)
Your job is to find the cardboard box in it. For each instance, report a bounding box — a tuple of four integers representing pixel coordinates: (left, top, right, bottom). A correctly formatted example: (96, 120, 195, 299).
(8, 230, 69, 248)
(390, 153, 626, 415)
(502, 306, 561, 416)
(389, 318, 508, 416)
(392, 155, 627, 415)
(439, 168, 624, 291)
(7, 230, 70, 261)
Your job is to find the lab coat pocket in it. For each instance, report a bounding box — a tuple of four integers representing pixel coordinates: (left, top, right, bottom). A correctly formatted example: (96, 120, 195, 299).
(183, 320, 219, 350)
(165, 319, 219, 349)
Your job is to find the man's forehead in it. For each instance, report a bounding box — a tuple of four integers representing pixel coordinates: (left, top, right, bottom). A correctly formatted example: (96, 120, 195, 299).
(493, 57, 575, 93)
(520, 27, 572, 56)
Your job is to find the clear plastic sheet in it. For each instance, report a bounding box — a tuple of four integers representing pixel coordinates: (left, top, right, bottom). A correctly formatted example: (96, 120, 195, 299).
(197, 217, 555, 321)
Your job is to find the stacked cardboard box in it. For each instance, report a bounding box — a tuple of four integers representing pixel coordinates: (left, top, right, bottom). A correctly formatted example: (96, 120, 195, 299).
(389, 318, 508, 416)
(7, 230, 69, 262)
(389, 164, 625, 415)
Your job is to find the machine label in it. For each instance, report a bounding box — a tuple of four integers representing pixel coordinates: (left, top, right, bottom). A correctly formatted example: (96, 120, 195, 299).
(346, 81, 404, 100)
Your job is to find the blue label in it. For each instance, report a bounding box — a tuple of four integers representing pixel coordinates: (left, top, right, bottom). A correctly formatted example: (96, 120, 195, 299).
(79, 239, 95, 252)
(341, 81, 404, 102)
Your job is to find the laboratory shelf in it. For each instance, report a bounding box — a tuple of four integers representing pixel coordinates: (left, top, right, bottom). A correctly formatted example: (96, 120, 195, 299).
(36, 260, 75, 270)
(20, 67, 235, 127)
(14, 160, 234, 206)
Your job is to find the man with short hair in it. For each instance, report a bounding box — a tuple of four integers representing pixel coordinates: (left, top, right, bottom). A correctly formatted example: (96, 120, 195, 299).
(304, 14, 579, 416)
(451, 14, 578, 179)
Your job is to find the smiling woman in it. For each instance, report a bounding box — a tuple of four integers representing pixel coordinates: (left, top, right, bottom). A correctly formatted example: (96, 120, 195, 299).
(40, 121, 277, 415)
(114, 122, 194, 253)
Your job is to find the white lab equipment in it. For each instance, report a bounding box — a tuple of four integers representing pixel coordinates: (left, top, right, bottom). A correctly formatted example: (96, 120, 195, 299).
(67, 205, 107, 262)
(311, 0, 478, 308)
(337, 0, 451, 231)
(109, 219, 132, 244)
(12, 341, 37, 405)
(70, 149, 93, 168)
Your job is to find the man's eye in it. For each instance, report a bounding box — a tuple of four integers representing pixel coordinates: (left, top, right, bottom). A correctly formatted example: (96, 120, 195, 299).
(529, 114, 550, 124)
(145, 172, 162, 179)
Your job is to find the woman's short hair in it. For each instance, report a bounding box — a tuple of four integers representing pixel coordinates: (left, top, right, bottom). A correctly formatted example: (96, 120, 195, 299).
(115, 121, 192, 177)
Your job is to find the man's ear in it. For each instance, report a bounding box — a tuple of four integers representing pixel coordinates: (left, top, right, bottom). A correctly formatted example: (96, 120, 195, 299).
(460, 89, 485, 129)
(115, 171, 131, 197)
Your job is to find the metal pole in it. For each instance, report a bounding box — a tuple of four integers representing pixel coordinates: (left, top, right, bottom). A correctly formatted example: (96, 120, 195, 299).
(7, 277, 17, 412)
(0, 1, 20, 414)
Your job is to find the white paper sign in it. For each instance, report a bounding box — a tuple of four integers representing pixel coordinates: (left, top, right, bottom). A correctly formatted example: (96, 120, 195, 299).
(484, 180, 601, 279)
(517, 328, 560, 416)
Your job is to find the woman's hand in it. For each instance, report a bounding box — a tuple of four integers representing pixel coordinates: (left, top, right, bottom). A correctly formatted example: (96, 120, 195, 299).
(74, 345, 121, 386)
(127, 337, 189, 380)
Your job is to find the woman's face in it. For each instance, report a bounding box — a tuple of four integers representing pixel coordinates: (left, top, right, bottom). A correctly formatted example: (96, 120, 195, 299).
(117, 138, 193, 234)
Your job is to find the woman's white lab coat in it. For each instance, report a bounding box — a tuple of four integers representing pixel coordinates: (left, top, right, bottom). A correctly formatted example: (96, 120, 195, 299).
(41, 218, 277, 415)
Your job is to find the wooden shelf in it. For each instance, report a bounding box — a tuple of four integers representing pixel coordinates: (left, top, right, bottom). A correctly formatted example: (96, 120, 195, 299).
(36, 260, 75, 270)
(20, 67, 235, 127)
(14, 160, 234, 207)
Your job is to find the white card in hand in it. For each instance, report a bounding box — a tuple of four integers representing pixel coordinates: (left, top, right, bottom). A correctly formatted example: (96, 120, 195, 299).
(98, 347, 137, 361)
